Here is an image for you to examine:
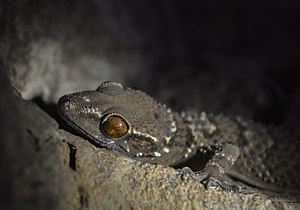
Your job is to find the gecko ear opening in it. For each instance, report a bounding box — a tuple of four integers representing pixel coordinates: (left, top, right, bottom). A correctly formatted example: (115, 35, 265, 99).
(97, 81, 124, 91)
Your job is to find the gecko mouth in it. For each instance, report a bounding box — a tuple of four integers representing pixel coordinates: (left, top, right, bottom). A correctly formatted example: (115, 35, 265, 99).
(57, 105, 96, 141)
(58, 110, 122, 150)
(57, 96, 101, 143)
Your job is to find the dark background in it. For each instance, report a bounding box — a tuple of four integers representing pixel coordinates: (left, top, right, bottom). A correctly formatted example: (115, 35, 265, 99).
(2, 0, 299, 127)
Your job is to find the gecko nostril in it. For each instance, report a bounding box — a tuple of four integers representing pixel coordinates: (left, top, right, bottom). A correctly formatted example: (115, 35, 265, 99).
(58, 96, 75, 112)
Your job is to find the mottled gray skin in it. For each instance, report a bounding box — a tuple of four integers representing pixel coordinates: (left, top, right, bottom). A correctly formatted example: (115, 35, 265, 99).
(58, 81, 300, 193)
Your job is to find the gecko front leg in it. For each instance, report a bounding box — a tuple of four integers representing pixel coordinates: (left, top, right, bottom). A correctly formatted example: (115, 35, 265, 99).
(178, 143, 241, 192)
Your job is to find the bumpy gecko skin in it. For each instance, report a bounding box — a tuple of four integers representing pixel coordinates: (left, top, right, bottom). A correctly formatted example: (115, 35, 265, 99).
(57, 81, 300, 193)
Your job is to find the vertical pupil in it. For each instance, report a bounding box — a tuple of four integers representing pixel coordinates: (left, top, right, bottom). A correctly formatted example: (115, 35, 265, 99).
(102, 116, 128, 138)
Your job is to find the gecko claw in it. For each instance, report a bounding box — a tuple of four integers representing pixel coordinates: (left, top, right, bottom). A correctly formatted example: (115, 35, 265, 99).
(206, 178, 241, 192)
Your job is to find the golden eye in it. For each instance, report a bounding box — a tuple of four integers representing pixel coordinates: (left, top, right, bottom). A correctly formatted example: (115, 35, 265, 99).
(101, 115, 129, 138)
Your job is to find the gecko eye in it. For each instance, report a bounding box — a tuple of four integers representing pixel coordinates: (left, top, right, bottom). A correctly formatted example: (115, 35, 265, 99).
(100, 115, 129, 139)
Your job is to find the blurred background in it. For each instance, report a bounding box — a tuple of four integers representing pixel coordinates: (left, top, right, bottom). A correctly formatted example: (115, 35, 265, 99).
(2, 0, 299, 129)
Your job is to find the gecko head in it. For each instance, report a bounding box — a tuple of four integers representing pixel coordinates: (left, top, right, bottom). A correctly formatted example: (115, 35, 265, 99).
(57, 81, 177, 158)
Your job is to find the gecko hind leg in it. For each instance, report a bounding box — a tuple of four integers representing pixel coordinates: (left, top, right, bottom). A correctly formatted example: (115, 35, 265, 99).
(178, 144, 241, 192)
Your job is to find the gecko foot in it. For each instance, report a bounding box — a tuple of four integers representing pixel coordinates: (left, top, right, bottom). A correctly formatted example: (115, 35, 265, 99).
(177, 144, 241, 192)
(206, 177, 241, 192)
(177, 166, 241, 192)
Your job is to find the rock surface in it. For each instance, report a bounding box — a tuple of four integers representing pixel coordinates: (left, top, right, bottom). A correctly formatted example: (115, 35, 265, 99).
(2, 87, 298, 210)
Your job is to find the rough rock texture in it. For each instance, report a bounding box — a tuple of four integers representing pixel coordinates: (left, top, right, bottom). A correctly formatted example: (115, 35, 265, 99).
(2, 87, 299, 210)
(1, 0, 300, 209)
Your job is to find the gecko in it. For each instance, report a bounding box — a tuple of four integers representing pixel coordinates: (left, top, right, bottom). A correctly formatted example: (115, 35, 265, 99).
(57, 81, 300, 193)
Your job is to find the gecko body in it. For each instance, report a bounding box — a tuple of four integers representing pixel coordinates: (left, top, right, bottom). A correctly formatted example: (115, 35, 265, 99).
(58, 81, 300, 193)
